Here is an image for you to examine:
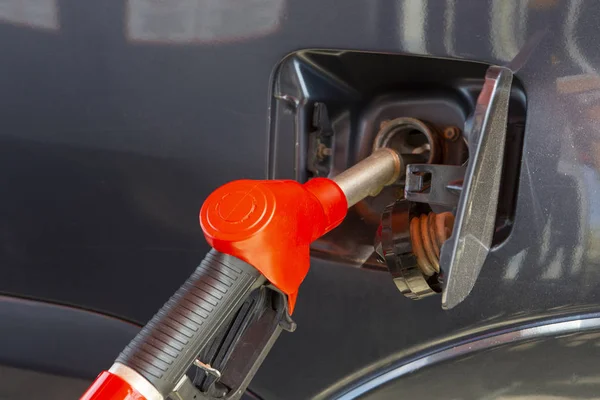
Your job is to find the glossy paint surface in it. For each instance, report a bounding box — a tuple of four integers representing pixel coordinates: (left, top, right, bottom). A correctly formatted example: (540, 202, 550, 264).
(361, 321, 600, 399)
(1, 1, 600, 399)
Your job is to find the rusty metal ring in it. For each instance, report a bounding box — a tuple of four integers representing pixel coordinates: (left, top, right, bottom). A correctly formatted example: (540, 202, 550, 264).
(373, 117, 440, 164)
(421, 213, 439, 272)
(410, 212, 455, 277)
(410, 215, 437, 276)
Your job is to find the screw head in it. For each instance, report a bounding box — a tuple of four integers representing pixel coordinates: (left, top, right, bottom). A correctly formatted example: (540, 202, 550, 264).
(443, 126, 460, 141)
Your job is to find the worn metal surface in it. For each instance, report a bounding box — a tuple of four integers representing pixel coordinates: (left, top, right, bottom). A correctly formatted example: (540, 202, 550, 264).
(1, 1, 600, 399)
(332, 148, 401, 208)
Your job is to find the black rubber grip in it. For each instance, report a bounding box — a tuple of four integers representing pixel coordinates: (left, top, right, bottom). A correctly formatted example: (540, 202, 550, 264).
(115, 249, 262, 396)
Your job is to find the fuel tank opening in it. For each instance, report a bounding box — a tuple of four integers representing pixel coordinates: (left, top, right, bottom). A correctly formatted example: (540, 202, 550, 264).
(270, 51, 526, 299)
(373, 117, 441, 166)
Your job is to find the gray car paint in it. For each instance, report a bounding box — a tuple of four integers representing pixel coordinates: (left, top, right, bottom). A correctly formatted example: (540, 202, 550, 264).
(0, 1, 599, 399)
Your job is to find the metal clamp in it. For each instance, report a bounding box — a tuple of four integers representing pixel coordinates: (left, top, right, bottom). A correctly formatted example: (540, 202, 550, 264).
(193, 360, 222, 382)
(405, 164, 466, 207)
(375, 199, 441, 300)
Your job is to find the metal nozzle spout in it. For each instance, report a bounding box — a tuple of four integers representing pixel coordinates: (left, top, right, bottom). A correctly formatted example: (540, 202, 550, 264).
(332, 148, 402, 208)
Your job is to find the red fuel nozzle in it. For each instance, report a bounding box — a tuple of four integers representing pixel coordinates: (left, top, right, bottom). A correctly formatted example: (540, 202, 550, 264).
(200, 178, 347, 312)
(81, 149, 400, 400)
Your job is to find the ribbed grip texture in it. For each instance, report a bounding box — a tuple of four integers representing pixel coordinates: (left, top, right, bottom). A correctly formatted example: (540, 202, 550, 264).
(115, 249, 261, 396)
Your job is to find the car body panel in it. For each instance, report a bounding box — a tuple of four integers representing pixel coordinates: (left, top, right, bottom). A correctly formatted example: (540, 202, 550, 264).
(1, 1, 600, 398)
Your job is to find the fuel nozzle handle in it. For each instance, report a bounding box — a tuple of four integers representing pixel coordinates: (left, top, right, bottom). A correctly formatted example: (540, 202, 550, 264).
(81, 149, 401, 400)
(81, 251, 266, 400)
